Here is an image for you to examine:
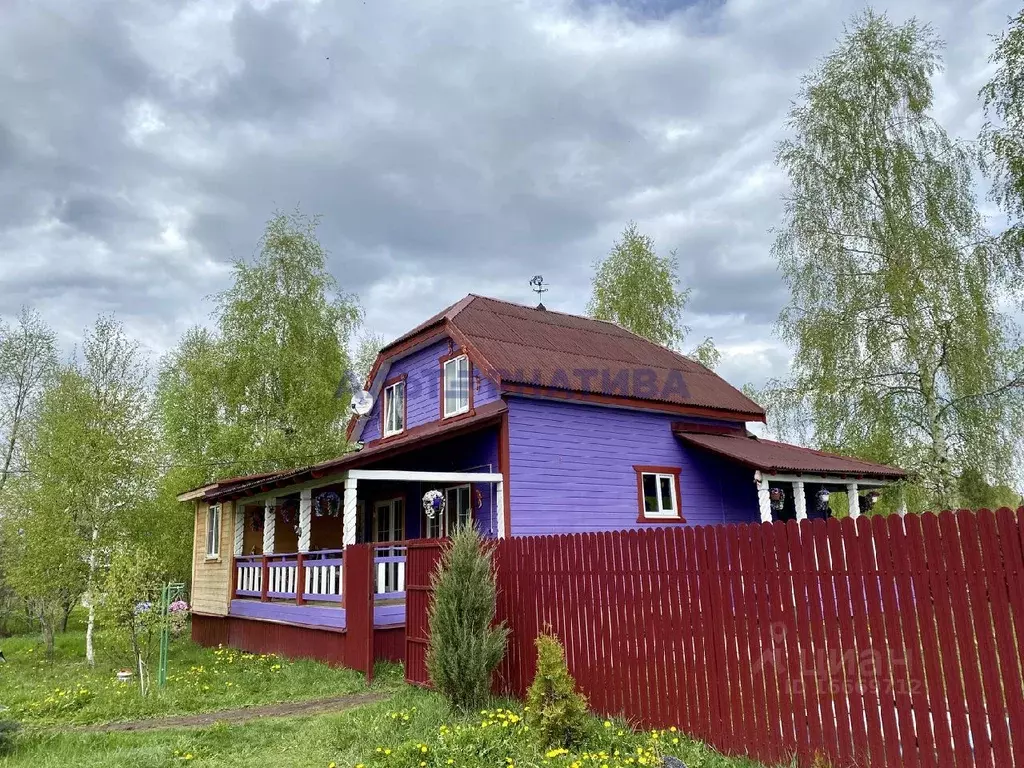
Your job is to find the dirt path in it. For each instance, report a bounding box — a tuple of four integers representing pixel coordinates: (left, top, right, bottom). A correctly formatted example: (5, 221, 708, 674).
(73, 691, 387, 733)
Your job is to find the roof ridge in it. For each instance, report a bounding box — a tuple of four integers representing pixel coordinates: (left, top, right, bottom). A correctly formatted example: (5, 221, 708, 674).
(471, 294, 626, 328)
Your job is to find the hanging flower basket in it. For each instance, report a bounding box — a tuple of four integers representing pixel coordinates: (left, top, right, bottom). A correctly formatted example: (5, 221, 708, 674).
(314, 491, 341, 518)
(422, 489, 445, 520)
(769, 487, 785, 512)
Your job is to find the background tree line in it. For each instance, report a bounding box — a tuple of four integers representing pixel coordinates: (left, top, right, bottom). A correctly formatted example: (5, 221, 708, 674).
(3, 7, 1024, 654)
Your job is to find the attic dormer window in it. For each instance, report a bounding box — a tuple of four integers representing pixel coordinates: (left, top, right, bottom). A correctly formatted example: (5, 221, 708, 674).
(442, 354, 470, 418)
(383, 377, 406, 437)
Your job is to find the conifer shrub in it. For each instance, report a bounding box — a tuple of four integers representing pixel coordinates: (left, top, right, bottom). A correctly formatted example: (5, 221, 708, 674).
(525, 633, 589, 749)
(426, 523, 508, 711)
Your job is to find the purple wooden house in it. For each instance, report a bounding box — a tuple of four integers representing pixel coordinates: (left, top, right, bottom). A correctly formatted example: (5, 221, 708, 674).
(182, 295, 904, 661)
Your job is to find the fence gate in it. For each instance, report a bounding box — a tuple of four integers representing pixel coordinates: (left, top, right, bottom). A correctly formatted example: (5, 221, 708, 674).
(404, 538, 444, 686)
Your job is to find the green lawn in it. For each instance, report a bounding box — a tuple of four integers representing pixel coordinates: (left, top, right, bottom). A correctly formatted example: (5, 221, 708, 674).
(0, 627, 768, 768)
(0, 625, 395, 728)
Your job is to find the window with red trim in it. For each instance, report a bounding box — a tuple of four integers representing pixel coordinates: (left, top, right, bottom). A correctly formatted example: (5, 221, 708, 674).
(442, 354, 470, 418)
(634, 465, 684, 522)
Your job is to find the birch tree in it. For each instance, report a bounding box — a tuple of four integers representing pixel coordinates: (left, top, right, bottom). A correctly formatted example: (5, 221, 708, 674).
(154, 211, 363, 580)
(0, 308, 57, 493)
(77, 316, 156, 665)
(981, 8, 1024, 252)
(588, 222, 720, 368)
(214, 210, 362, 468)
(4, 368, 95, 655)
(763, 11, 1024, 510)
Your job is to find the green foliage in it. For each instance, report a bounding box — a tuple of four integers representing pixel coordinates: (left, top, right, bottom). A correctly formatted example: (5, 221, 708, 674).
(153, 211, 363, 582)
(981, 9, 1024, 251)
(353, 330, 387, 385)
(214, 209, 363, 469)
(1, 480, 86, 656)
(763, 10, 1024, 509)
(588, 222, 718, 367)
(525, 633, 589, 749)
(956, 467, 1022, 511)
(0, 307, 58, 495)
(98, 547, 166, 694)
(426, 524, 508, 711)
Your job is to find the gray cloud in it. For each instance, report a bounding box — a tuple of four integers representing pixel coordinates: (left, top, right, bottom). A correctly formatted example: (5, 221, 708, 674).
(0, 0, 1017, 393)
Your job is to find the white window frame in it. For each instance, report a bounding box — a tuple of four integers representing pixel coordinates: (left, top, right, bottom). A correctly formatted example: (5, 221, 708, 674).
(383, 379, 405, 437)
(425, 484, 473, 538)
(446, 484, 472, 532)
(641, 472, 679, 519)
(443, 355, 470, 418)
(206, 503, 221, 559)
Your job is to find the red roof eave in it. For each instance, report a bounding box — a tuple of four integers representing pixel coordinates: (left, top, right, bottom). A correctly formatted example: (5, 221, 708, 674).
(675, 429, 906, 481)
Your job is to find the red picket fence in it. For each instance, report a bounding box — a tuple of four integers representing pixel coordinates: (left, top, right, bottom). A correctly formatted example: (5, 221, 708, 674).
(405, 509, 1024, 768)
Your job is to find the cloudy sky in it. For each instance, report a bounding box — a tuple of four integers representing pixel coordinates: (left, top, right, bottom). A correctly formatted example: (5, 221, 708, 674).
(0, 0, 1017, 393)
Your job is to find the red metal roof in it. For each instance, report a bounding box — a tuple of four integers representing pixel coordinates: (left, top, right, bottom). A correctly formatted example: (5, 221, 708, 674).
(446, 296, 764, 418)
(675, 429, 906, 480)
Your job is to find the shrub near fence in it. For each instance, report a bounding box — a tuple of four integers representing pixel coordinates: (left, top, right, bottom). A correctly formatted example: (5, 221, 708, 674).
(405, 509, 1024, 768)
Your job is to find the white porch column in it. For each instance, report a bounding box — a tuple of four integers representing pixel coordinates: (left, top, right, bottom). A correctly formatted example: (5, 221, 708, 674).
(496, 480, 506, 538)
(298, 488, 312, 552)
(756, 474, 772, 523)
(263, 498, 277, 554)
(793, 481, 807, 522)
(234, 505, 245, 555)
(847, 483, 860, 519)
(343, 476, 358, 547)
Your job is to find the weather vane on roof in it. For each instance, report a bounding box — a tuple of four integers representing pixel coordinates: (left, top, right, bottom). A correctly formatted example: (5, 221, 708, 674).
(529, 275, 548, 310)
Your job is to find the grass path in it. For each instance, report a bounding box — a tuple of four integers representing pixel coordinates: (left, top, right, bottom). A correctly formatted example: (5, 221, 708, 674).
(69, 691, 387, 733)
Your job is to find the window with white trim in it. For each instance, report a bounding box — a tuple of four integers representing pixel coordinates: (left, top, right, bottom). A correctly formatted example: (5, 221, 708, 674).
(206, 503, 221, 558)
(641, 473, 679, 518)
(424, 484, 472, 538)
(383, 379, 405, 436)
(443, 355, 470, 418)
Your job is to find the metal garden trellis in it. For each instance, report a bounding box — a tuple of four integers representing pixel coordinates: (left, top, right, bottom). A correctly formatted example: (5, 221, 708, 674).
(157, 581, 185, 688)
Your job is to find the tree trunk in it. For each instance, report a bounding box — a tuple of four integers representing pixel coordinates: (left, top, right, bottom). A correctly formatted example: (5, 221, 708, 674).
(925, 389, 952, 508)
(85, 525, 98, 666)
(41, 613, 55, 659)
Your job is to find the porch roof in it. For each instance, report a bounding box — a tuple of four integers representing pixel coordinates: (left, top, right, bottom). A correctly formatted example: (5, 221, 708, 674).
(674, 428, 906, 481)
(198, 399, 508, 502)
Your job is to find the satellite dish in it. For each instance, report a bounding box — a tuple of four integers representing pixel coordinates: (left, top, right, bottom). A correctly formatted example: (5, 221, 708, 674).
(350, 390, 374, 416)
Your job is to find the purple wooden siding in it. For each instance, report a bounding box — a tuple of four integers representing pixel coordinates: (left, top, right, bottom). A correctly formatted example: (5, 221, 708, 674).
(357, 426, 500, 539)
(506, 396, 757, 536)
(359, 337, 499, 443)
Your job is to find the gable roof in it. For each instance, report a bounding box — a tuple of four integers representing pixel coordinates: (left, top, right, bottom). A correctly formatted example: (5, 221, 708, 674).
(369, 294, 764, 420)
(675, 429, 906, 480)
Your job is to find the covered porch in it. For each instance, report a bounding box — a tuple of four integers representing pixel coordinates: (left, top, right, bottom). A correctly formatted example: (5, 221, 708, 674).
(674, 427, 907, 522)
(227, 467, 503, 630)
(220, 407, 507, 632)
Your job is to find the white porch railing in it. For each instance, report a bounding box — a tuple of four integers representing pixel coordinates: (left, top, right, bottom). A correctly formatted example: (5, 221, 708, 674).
(233, 550, 344, 603)
(302, 550, 344, 602)
(374, 545, 407, 599)
(235, 555, 262, 597)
